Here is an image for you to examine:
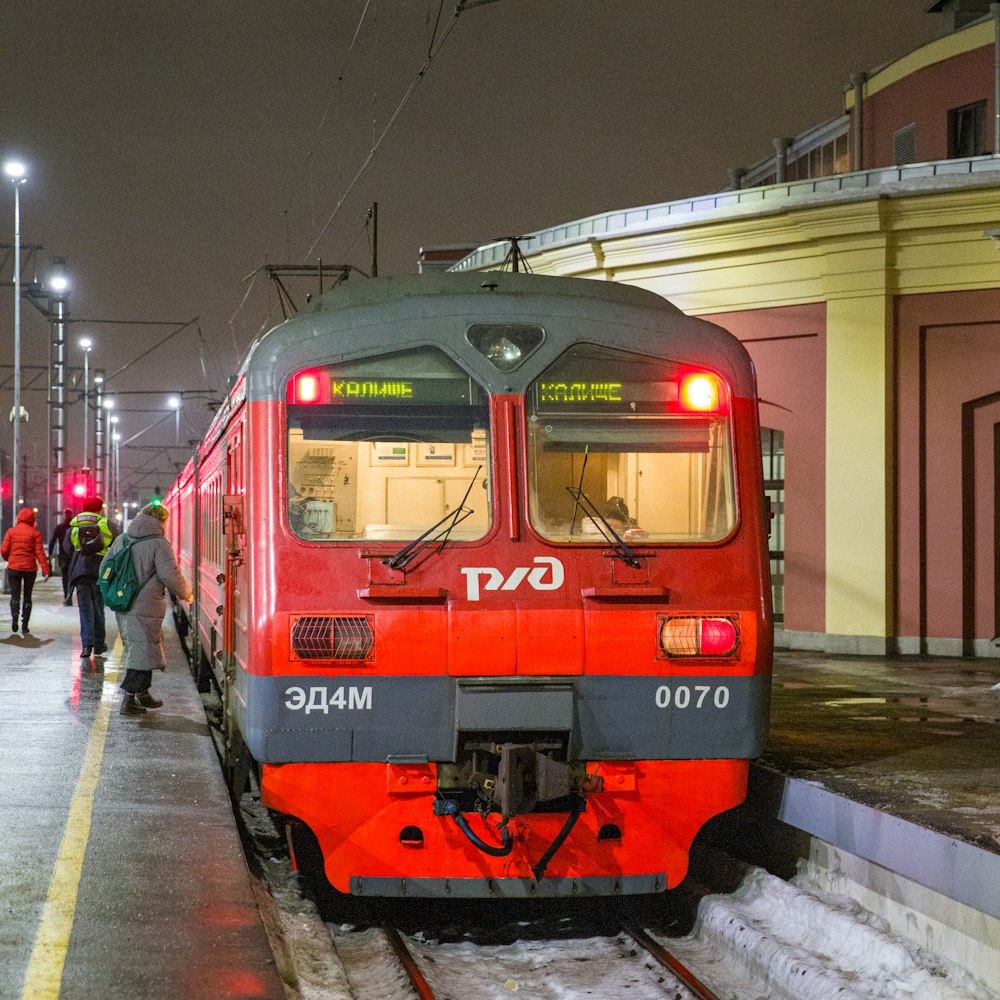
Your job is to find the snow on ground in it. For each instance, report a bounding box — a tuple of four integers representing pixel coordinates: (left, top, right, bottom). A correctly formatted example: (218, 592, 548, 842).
(331, 924, 694, 999)
(658, 867, 1000, 1000)
(323, 868, 1000, 1000)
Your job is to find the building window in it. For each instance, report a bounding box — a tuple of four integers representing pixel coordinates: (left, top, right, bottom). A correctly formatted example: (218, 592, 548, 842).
(948, 100, 987, 158)
(761, 428, 785, 626)
(893, 123, 917, 165)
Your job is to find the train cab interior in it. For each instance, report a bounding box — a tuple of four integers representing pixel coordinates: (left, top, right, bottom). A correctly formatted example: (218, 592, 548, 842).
(286, 347, 492, 543)
(285, 343, 737, 546)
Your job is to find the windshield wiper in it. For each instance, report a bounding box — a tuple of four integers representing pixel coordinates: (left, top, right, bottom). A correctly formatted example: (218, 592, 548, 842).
(386, 466, 481, 570)
(565, 485, 642, 569)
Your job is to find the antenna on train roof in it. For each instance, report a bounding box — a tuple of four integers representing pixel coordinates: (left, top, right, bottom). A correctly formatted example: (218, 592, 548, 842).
(256, 263, 368, 319)
(496, 235, 533, 273)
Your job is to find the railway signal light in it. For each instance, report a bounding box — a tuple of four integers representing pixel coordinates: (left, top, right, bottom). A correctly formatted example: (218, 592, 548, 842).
(68, 473, 90, 500)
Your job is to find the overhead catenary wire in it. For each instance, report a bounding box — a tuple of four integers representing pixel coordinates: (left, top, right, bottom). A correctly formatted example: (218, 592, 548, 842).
(101, 318, 199, 385)
(304, 0, 481, 261)
(287, 0, 375, 200)
(227, 1, 499, 364)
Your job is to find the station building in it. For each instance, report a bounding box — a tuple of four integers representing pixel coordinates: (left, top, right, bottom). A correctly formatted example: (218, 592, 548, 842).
(450, 1, 1000, 659)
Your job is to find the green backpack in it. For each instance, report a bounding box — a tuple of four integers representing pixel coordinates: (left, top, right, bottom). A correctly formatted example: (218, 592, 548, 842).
(98, 534, 158, 612)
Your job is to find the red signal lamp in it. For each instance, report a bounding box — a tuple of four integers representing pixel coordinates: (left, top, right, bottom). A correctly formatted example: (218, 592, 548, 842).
(658, 615, 740, 658)
(291, 372, 321, 404)
(678, 372, 722, 412)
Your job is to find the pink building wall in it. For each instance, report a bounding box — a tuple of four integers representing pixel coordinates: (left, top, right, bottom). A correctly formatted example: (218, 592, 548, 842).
(700, 304, 827, 636)
(864, 45, 996, 165)
(895, 290, 1000, 650)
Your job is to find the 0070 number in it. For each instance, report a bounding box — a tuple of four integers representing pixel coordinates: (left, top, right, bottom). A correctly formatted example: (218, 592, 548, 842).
(654, 684, 730, 710)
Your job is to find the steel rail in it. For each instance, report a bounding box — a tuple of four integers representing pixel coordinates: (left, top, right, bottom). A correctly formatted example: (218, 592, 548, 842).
(624, 920, 723, 1000)
(383, 924, 437, 1000)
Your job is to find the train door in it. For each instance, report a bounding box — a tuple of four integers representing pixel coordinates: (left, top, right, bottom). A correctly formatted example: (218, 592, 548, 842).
(222, 425, 247, 665)
(222, 423, 249, 790)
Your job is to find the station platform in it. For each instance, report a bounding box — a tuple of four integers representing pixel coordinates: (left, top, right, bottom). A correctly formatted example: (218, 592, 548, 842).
(709, 648, 1000, 986)
(762, 649, 1000, 853)
(0, 581, 284, 1000)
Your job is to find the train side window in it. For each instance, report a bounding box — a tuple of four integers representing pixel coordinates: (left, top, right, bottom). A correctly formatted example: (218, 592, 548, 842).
(285, 347, 492, 543)
(199, 473, 225, 568)
(526, 344, 737, 544)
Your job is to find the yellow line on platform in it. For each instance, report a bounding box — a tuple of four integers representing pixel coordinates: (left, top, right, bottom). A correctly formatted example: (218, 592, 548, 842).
(20, 660, 120, 1000)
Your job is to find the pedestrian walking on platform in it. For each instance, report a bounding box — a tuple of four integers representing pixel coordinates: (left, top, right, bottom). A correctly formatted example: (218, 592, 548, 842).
(64, 497, 113, 659)
(48, 507, 75, 604)
(102, 503, 192, 716)
(2, 507, 51, 634)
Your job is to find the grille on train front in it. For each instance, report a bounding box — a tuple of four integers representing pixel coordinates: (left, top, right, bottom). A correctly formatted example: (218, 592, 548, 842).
(290, 615, 374, 662)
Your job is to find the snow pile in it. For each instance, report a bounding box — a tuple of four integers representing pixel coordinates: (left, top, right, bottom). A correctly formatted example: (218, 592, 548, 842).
(662, 867, 999, 1000)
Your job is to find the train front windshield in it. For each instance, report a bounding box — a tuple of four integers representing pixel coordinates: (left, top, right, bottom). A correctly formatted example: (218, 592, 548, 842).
(527, 344, 736, 543)
(286, 348, 491, 542)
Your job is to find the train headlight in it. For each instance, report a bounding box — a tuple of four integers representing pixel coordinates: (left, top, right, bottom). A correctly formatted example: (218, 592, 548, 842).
(466, 324, 544, 373)
(657, 615, 739, 658)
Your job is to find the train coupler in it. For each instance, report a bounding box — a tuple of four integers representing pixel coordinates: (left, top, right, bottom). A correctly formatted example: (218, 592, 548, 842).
(496, 743, 602, 819)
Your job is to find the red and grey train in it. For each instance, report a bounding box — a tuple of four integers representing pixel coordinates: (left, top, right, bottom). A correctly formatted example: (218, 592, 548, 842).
(165, 271, 772, 898)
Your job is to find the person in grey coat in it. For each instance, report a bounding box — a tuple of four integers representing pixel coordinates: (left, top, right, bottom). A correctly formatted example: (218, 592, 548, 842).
(101, 502, 193, 716)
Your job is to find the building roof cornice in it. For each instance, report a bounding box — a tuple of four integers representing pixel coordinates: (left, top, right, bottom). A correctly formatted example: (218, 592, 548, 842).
(844, 17, 996, 109)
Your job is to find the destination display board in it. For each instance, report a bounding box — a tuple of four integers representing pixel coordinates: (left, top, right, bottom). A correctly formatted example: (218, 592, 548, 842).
(289, 370, 477, 406)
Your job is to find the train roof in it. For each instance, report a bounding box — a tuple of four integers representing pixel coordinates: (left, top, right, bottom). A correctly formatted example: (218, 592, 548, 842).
(295, 271, 684, 317)
(191, 273, 756, 456)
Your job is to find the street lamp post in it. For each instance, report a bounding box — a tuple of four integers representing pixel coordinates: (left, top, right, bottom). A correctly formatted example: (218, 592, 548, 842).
(111, 428, 121, 525)
(46, 258, 70, 534)
(93, 373, 105, 499)
(4, 159, 27, 529)
(105, 414, 119, 530)
(103, 400, 115, 514)
(79, 337, 93, 490)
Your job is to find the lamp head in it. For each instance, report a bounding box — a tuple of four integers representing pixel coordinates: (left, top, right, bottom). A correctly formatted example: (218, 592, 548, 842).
(47, 257, 70, 298)
(3, 160, 27, 182)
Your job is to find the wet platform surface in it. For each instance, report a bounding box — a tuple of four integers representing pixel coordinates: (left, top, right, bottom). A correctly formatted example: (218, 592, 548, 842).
(0, 582, 284, 1000)
(761, 649, 1000, 852)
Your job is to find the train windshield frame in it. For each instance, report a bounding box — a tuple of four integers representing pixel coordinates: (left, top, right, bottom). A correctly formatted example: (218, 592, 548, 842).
(285, 347, 491, 543)
(526, 344, 737, 544)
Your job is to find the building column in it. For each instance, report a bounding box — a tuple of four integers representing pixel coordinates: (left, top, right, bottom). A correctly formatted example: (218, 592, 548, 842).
(824, 290, 895, 653)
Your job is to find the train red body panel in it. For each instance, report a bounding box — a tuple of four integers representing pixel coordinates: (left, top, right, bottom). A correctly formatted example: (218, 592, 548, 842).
(166, 272, 771, 897)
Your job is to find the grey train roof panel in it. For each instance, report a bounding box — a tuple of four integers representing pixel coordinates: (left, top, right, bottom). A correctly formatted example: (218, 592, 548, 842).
(242, 272, 757, 401)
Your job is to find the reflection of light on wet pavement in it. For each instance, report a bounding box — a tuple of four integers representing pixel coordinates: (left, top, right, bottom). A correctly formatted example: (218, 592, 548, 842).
(824, 697, 887, 707)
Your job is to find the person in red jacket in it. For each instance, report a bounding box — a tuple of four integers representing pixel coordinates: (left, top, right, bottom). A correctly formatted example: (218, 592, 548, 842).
(2, 507, 51, 634)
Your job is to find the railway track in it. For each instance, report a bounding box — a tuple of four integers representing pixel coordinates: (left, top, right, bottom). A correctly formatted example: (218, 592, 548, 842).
(377, 920, 720, 1000)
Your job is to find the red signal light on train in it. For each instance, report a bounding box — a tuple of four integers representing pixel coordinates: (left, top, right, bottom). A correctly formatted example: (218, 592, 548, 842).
(678, 372, 721, 412)
(657, 615, 739, 658)
(293, 372, 321, 404)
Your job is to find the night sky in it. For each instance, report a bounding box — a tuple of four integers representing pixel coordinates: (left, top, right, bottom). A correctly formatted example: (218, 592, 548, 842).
(1, 0, 934, 498)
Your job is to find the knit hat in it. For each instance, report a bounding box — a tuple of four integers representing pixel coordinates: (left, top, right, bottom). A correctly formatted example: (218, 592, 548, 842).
(82, 496, 104, 513)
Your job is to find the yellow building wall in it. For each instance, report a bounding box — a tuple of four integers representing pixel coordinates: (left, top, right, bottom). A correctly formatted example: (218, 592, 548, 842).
(515, 183, 1000, 647)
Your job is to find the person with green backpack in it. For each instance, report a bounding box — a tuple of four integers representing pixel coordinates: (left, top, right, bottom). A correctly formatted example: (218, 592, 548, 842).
(64, 496, 114, 658)
(99, 502, 192, 716)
